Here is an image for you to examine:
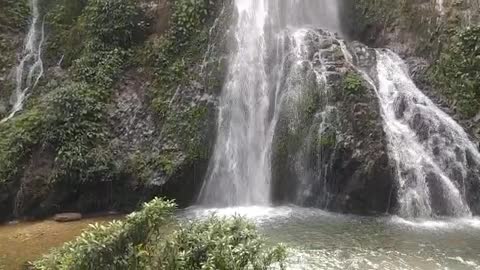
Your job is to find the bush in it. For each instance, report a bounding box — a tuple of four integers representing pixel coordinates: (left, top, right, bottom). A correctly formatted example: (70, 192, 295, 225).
(343, 72, 365, 95)
(43, 0, 88, 66)
(33, 199, 287, 270)
(0, 108, 45, 183)
(80, 0, 141, 49)
(32, 198, 176, 270)
(73, 47, 130, 88)
(433, 26, 480, 117)
(156, 216, 287, 270)
(44, 82, 113, 184)
(0, 0, 30, 31)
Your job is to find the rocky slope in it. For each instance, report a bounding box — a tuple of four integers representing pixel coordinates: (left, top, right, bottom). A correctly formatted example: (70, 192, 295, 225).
(271, 30, 395, 215)
(0, 0, 30, 118)
(1, 0, 478, 220)
(0, 0, 231, 221)
(342, 0, 480, 138)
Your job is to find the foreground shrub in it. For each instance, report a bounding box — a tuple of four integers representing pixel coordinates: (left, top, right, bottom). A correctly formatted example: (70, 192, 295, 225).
(33, 198, 287, 270)
(32, 198, 176, 270)
(155, 216, 287, 270)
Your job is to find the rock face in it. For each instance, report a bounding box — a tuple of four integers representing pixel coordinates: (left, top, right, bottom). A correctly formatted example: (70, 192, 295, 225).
(339, 0, 480, 215)
(341, 0, 480, 132)
(0, 0, 30, 119)
(342, 0, 479, 58)
(1, 0, 478, 220)
(271, 30, 395, 215)
(0, 0, 232, 221)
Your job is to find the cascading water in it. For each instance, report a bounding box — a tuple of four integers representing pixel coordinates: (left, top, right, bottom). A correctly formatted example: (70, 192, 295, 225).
(198, 0, 480, 219)
(1, 0, 45, 123)
(198, 0, 341, 206)
(373, 50, 480, 218)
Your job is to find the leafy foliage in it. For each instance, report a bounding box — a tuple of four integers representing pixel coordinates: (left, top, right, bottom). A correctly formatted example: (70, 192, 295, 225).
(343, 72, 365, 95)
(128, 0, 219, 180)
(32, 198, 176, 270)
(80, 0, 141, 48)
(318, 134, 337, 147)
(0, 0, 223, 217)
(73, 47, 130, 89)
(0, 0, 30, 31)
(0, 109, 45, 183)
(43, 0, 88, 66)
(0, 0, 141, 188)
(33, 198, 287, 270)
(433, 26, 480, 117)
(156, 216, 287, 270)
(45, 82, 114, 184)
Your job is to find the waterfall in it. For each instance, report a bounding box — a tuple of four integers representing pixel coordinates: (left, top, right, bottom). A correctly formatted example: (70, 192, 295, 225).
(373, 50, 480, 218)
(198, 0, 341, 206)
(1, 0, 45, 123)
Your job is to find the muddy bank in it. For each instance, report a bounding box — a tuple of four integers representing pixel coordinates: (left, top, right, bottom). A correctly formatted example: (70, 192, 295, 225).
(0, 216, 121, 269)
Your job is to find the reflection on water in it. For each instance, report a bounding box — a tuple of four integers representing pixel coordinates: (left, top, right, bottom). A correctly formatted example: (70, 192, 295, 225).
(182, 206, 480, 270)
(0, 216, 120, 269)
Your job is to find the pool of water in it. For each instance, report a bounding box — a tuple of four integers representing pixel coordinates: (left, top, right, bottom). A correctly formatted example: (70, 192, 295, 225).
(182, 206, 480, 270)
(0, 216, 120, 269)
(2, 207, 479, 269)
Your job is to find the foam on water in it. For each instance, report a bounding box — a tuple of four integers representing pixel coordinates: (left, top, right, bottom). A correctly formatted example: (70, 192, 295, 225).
(389, 215, 480, 230)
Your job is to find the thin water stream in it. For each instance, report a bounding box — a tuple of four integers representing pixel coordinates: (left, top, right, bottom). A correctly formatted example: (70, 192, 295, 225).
(1, 0, 45, 123)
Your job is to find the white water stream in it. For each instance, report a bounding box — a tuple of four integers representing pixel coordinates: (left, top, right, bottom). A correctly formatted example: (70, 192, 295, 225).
(1, 0, 45, 123)
(373, 50, 480, 218)
(198, 0, 341, 206)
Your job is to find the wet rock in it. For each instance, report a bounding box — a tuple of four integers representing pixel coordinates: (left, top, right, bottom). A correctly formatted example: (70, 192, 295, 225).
(13, 146, 55, 218)
(53, 213, 83, 222)
(271, 31, 396, 215)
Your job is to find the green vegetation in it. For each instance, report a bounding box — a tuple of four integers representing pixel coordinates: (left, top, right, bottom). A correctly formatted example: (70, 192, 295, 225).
(346, 0, 438, 53)
(433, 26, 480, 117)
(72, 0, 140, 87)
(43, 0, 87, 66)
(129, 0, 219, 180)
(0, 0, 30, 116)
(33, 198, 287, 270)
(0, 0, 224, 217)
(347, 0, 479, 119)
(343, 72, 365, 95)
(141, 0, 212, 113)
(159, 216, 286, 270)
(0, 0, 141, 188)
(41, 0, 142, 185)
(0, 109, 45, 184)
(0, 0, 30, 31)
(45, 82, 114, 184)
(318, 134, 337, 147)
(32, 198, 176, 270)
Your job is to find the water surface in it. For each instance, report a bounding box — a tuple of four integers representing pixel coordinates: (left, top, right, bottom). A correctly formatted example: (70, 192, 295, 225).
(183, 206, 480, 269)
